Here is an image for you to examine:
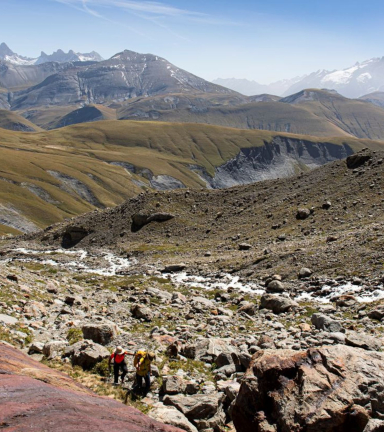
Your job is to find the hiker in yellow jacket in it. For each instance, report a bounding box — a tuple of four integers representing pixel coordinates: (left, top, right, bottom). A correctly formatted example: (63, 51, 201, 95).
(134, 350, 155, 392)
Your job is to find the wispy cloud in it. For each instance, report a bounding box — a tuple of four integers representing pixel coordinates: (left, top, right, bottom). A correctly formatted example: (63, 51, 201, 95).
(54, 0, 238, 24)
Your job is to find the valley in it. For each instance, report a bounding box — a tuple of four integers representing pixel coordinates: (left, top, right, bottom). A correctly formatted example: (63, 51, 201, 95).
(1, 37, 384, 432)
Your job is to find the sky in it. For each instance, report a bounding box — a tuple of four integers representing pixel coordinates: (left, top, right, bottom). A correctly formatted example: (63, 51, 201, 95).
(2, 0, 384, 83)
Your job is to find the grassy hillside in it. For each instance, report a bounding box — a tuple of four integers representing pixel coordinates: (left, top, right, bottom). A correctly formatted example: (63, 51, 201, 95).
(0, 120, 383, 235)
(117, 89, 384, 140)
(0, 110, 42, 132)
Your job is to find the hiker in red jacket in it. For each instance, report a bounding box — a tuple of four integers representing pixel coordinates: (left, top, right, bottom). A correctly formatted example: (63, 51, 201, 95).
(109, 346, 132, 385)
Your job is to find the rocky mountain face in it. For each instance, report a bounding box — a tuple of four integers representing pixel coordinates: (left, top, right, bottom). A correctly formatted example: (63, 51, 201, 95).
(5, 50, 236, 109)
(0, 42, 103, 66)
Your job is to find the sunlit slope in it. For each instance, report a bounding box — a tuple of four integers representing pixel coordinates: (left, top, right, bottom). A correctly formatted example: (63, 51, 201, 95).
(0, 109, 42, 132)
(117, 89, 384, 140)
(0, 120, 383, 235)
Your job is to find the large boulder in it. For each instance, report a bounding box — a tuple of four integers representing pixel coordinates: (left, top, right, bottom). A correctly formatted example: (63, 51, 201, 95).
(260, 294, 298, 314)
(81, 322, 118, 345)
(43, 340, 68, 359)
(164, 392, 226, 430)
(66, 340, 110, 369)
(311, 313, 344, 333)
(345, 331, 382, 351)
(232, 345, 384, 432)
(184, 338, 240, 366)
(131, 304, 153, 321)
(149, 404, 198, 432)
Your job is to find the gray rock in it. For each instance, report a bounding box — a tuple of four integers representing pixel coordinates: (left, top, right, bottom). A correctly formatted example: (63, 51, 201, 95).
(67, 340, 110, 369)
(131, 304, 153, 321)
(298, 267, 313, 279)
(28, 342, 44, 354)
(238, 243, 252, 251)
(164, 392, 226, 429)
(345, 331, 382, 351)
(266, 280, 285, 292)
(43, 340, 68, 359)
(296, 208, 311, 219)
(162, 263, 187, 273)
(260, 294, 298, 314)
(81, 322, 118, 345)
(0, 314, 18, 325)
(162, 375, 187, 395)
(149, 404, 198, 432)
(311, 313, 344, 333)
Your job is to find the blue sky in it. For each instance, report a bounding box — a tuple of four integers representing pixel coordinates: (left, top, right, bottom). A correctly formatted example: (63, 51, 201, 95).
(2, 0, 384, 83)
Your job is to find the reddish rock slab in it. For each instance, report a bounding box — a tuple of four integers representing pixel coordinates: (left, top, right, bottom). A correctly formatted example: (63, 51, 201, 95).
(0, 343, 182, 432)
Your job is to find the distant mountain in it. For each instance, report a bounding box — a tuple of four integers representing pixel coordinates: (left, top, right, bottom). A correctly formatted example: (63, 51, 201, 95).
(0, 43, 103, 66)
(35, 49, 103, 65)
(9, 50, 237, 110)
(359, 91, 384, 108)
(212, 77, 303, 96)
(284, 58, 384, 98)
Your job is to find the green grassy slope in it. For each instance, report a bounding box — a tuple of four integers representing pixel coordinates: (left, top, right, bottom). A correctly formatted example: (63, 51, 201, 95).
(0, 120, 383, 235)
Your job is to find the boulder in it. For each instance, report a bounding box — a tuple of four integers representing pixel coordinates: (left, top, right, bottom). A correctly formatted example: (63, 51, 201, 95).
(23, 301, 47, 319)
(266, 280, 285, 293)
(163, 263, 187, 273)
(368, 307, 384, 321)
(43, 340, 68, 359)
(189, 338, 240, 366)
(149, 404, 198, 432)
(232, 345, 384, 432)
(260, 294, 298, 314)
(238, 243, 252, 251)
(28, 342, 44, 354)
(298, 267, 313, 279)
(296, 208, 311, 220)
(67, 340, 110, 369)
(132, 212, 174, 232)
(311, 313, 344, 333)
(191, 296, 214, 311)
(163, 375, 187, 395)
(81, 322, 118, 345)
(0, 314, 18, 325)
(216, 380, 240, 402)
(164, 392, 226, 430)
(345, 331, 382, 351)
(237, 302, 257, 316)
(131, 304, 153, 321)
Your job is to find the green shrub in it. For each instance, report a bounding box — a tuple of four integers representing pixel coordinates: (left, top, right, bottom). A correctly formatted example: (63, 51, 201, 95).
(66, 328, 83, 345)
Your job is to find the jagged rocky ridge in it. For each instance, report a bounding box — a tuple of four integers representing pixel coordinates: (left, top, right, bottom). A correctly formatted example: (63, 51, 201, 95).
(191, 137, 354, 188)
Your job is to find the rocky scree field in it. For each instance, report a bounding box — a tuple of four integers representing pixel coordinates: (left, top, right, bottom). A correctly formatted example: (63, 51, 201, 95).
(1, 149, 384, 431)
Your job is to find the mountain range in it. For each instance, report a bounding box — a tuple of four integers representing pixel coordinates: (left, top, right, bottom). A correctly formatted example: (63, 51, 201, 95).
(2, 44, 384, 143)
(0, 43, 103, 66)
(214, 56, 384, 98)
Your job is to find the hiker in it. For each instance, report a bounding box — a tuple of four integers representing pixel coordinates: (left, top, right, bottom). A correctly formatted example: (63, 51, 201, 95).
(133, 350, 155, 393)
(109, 346, 132, 385)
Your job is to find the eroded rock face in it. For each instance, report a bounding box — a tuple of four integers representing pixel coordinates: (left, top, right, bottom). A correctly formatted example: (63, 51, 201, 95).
(232, 345, 384, 432)
(0, 342, 182, 432)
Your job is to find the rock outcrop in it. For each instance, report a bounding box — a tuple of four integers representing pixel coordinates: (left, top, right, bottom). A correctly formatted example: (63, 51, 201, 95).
(232, 345, 384, 432)
(0, 342, 182, 432)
